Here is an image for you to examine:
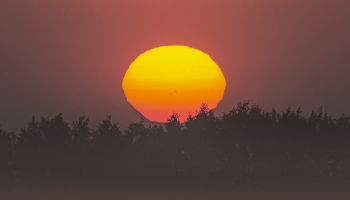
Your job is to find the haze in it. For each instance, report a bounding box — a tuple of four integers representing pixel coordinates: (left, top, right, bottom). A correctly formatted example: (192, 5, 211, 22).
(1, 0, 349, 132)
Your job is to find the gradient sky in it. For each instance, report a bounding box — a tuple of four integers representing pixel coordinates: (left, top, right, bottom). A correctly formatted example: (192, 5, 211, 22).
(1, 0, 349, 132)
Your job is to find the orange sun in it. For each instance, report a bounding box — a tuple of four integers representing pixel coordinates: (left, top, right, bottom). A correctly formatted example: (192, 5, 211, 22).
(122, 45, 226, 122)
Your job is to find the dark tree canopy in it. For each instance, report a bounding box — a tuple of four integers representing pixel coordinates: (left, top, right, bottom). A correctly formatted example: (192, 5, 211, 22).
(1, 101, 350, 186)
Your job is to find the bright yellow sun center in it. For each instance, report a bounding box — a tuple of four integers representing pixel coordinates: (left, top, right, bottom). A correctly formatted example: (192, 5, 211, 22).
(122, 45, 226, 122)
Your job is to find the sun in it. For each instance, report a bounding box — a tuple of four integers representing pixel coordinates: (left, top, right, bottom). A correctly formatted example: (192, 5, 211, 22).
(122, 45, 226, 122)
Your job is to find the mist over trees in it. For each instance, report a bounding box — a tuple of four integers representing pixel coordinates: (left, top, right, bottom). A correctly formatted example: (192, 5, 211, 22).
(1, 101, 350, 186)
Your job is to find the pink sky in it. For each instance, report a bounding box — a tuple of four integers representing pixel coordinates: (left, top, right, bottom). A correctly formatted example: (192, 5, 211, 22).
(1, 0, 349, 131)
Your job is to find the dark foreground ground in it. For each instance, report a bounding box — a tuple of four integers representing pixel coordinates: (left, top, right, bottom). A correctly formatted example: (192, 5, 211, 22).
(2, 179, 350, 200)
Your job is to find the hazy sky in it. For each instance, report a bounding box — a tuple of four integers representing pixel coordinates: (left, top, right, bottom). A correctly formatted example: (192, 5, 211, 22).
(1, 0, 349, 132)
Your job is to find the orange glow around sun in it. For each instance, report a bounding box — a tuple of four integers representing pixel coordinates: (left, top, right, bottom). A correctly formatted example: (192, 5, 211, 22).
(122, 45, 226, 122)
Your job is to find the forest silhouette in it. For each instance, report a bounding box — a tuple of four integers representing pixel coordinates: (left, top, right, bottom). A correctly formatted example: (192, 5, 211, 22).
(1, 101, 350, 187)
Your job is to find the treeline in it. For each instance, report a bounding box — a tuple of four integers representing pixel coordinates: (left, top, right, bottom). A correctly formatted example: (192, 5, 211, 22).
(1, 101, 350, 186)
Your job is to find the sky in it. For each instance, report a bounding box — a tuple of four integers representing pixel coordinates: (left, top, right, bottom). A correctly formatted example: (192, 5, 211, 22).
(1, 0, 349, 132)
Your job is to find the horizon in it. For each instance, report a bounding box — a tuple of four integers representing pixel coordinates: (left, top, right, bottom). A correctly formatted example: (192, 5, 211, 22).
(2, 100, 349, 134)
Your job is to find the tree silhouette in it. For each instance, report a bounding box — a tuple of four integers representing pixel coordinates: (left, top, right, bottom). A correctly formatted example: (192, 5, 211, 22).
(1, 101, 350, 185)
(16, 117, 44, 178)
(70, 116, 92, 177)
(40, 113, 71, 176)
(0, 129, 16, 181)
(165, 112, 182, 134)
(40, 113, 71, 148)
(91, 115, 122, 176)
(72, 116, 91, 143)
